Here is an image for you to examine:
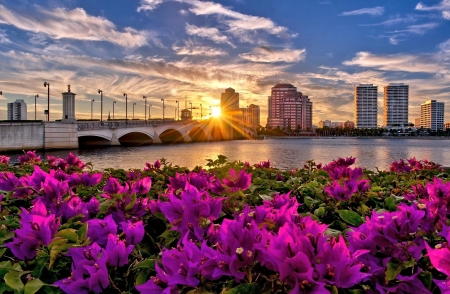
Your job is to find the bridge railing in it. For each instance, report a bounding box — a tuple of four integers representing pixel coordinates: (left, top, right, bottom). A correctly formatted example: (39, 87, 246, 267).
(77, 119, 179, 131)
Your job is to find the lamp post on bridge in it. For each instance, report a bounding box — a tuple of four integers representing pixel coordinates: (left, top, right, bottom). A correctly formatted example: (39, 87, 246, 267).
(161, 98, 165, 121)
(34, 94, 41, 120)
(209, 106, 212, 117)
(174, 108, 177, 120)
(149, 104, 152, 119)
(43, 82, 50, 121)
(113, 101, 116, 120)
(91, 99, 95, 120)
(143, 96, 147, 121)
(98, 89, 103, 121)
(176, 100, 179, 120)
(123, 93, 128, 123)
(200, 104, 203, 120)
(133, 103, 136, 120)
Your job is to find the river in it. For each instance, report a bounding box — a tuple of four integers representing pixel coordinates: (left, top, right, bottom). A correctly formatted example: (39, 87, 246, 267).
(5, 137, 450, 171)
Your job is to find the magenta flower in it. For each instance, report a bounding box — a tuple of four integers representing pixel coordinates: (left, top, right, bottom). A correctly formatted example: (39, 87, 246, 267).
(81, 172, 102, 187)
(136, 263, 179, 294)
(103, 177, 125, 195)
(18, 150, 41, 164)
(61, 195, 89, 221)
(87, 214, 117, 247)
(105, 234, 134, 267)
(0, 155, 9, 165)
(222, 169, 252, 192)
(65, 152, 85, 169)
(324, 180, 357, 201)
(0, 171, 19, 191)
(120, 220, 145, 245)
(130, 177, 152, 195)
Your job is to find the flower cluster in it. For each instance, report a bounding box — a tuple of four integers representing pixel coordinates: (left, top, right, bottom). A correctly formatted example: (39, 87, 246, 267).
(322, 157, 370, 201)
(390, 157, 440, 173)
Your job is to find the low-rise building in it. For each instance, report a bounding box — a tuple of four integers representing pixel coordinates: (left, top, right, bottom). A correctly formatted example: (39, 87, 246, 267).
(7, 99, 27, 120)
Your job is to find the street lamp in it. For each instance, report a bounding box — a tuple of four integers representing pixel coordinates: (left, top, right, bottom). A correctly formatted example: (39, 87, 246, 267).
(98, 89, 103, 121)
(176, 100, 179, 120)
(200, 103, 203, 120)
(143, 96, 147, 121)
(91, 99, 95, 120)
(113, 101, 116, 120)
(174, 108, 177, 120)
(149, 104, 152, 119)
(34, 94, 41, 120)
(123, 93, 128, 123)
(43, 82, 50, 121)
(209, 105, 212, 117)
(189, 102, 192, 113)
(133, 103, 136, 119)
(161, 98, 165, 120)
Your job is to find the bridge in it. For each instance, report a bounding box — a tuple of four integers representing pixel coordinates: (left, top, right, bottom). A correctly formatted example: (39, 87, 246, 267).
(76, 118, 232, 146)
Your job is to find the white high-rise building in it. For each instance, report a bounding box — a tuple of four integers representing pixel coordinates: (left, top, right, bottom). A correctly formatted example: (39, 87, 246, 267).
(384, 83, 409, 127)
(354, 84, 378, 128)
(7, 99, 27, 120)
(421, 100, 444, 131)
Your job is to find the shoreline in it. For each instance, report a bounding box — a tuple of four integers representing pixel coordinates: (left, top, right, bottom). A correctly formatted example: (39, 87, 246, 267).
(268, 136, 450, 140)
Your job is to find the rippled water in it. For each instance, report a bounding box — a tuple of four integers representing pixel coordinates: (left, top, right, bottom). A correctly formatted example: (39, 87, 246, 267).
(7, 138, 450, 171)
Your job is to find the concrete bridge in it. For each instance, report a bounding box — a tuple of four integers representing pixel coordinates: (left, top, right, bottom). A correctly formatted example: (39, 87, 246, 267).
(76, 119, 229, 146)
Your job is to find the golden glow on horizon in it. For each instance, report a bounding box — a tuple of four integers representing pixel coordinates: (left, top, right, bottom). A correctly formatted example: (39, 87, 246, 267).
(211, 107, 221, 117)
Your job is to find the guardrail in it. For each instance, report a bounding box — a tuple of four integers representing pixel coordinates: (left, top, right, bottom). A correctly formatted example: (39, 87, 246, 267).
(77, 119, 179, 131)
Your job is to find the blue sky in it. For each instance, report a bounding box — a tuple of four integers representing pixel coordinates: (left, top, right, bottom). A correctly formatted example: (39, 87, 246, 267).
(0, 0, 449, 124)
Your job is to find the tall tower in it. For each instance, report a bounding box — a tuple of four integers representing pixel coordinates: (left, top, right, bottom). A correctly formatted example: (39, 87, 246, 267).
(384, 83, 409, 127)
(7, 99, 27, 120)
(61, 85, 76, 123)
(267, 84, 312, 130)
(221, 88, 239, 114)
(421, 100, 444, 131)
(354, 84, 378, 128)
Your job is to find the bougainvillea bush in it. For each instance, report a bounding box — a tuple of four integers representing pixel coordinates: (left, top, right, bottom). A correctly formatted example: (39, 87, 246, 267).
(1, 151, 450, 293)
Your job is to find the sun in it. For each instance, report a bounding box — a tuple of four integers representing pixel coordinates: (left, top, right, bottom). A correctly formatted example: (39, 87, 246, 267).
(211, 107, 221, 118)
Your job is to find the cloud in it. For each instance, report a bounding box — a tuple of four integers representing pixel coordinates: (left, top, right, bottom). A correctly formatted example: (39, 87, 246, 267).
(137, 0, 165, 11)
(0, 5, 155, 48)
(0, 30, 10, 43)
(416, 0, 450, 19)
(388, 22, 439, 35)
(172, 43, 227, 56)
(360, 14, 419, 26)
(185, 23, 235, 47)
(341, 6, 385, 16)
(239, 47, 306, 63)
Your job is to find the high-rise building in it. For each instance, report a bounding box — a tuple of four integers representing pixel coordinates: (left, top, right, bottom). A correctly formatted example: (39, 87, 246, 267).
(267, 84, 312, 130)
(7, 99, 27, 120)
(415, 118, 421, 127)
(241, 104, 260, 127)
(420, 100, 444, 131)
(384, 83, 409, 127)
(354, 84, 378, 128)
(221, 88, 239, 114)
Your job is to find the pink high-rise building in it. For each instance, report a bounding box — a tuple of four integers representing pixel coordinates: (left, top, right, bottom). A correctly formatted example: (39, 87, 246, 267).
(267, 84, 312, 130)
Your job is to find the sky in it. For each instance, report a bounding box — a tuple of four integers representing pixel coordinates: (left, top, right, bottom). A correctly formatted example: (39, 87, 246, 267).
(0, 0, 450, 125)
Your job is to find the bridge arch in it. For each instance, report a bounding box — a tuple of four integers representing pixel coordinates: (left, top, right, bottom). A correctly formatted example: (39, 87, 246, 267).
(118, 131, 153, 146)
(159, 129, 184, 144)
(189, 127, 207, 142)
(78, 135, 112, 146)
(210, 126, 224, 141)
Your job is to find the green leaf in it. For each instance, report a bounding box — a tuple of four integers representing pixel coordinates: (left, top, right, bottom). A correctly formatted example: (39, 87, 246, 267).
(258, 194, 272, 201)
(0, 283, 13, 294)
(0, 248, 6, 259)
(133, 259, 155, 271)
(135, 269, 150, 286)
(418, 271, 433, 290)
(304, 196, 319, 206)
(4, 270, 24, 293)
(314, 207, 325, 217)
(385, 258, 415, 281)
(77, 223, 88, 241)
(56, 229, 78, 243)
(222, 283, 260, 294)
(24, 279, 46, 294)
(338, 210, 363, 227)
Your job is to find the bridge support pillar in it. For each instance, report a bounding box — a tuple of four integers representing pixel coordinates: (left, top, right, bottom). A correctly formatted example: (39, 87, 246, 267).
(111, 133, 121, 146)
(152, 131, 162, 144)
(183, 131, 192, 143)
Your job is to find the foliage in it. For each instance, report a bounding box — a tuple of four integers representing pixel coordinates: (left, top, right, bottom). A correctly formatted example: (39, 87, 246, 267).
(0, 151, 450, 293)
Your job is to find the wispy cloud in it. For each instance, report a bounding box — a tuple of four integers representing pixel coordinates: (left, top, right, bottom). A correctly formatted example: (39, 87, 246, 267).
(239, 47, 306, 63)
(0, 29, 10, 43)
(173, 42, 227, 56)
(360, 14, 419, 26)
(185, 23, 235, 47)
(388, 22, 439, 35)
(0, 5, 157, 48)
(137, 0, 165, 11)
(341, 6, 385, 16)
(416, 0, 450, 20)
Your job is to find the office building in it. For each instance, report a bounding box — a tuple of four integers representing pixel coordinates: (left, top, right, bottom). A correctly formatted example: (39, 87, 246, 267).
(384, 83, 409, 127)
(267, 83, 312, 130)
(7, 99, 27, 120)
(415, 118, 421, 127)
(241, 104, 260, 127)
(354, 84, 378, 128)
(420, 100, 444, 131)
(318, 120, 331, 128)
(221, 88, 239, 114)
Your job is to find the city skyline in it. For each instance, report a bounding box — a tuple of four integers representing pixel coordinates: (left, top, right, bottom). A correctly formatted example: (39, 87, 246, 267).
(0, 1, 450, 123)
